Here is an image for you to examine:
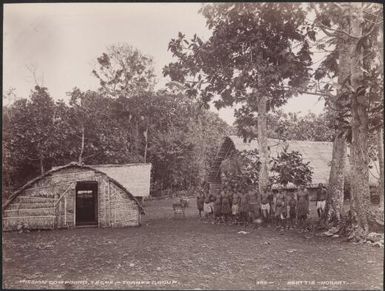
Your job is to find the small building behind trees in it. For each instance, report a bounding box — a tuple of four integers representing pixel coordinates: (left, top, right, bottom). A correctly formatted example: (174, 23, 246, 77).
(3, 162, 151, 231)
(208, 135, 380, 201)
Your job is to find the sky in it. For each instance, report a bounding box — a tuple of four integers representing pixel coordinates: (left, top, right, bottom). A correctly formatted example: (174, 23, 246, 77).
(3, 3, 325, 125)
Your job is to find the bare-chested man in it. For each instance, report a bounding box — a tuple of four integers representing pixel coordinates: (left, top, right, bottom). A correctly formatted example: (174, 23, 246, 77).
(260, 186, 271, 225)
(316, 183, 327, 219)
(274, 190, 286, 229)
(287, 192, 297, 229)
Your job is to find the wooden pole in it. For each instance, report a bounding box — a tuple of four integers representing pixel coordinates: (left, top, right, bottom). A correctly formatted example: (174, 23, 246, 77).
(109, 181, 112, 227)
(74, 191, 76, 227)
(53, 197, 56, 228)
(144, 125, 148, 163)
(55, 183, 73, 206)
(79, 126, 85, 164)
(64, 197, 67, 227)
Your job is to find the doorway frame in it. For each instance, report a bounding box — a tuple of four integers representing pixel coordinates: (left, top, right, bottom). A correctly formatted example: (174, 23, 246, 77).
(75, 180, 99, 226)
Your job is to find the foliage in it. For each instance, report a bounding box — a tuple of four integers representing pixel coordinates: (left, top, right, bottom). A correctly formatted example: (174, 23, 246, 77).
(3, 88, 75, 189)
(311, 3, 383, 143)
(267, 110, 335, 142)
(164, 3, 314, 121)
(234, 109, 335, 142)
(3, 87, 229, 197)
(147, 93, 230, 192)
(270, 146, 313, 187)
(92, 43, 156, 98)
(164, 3, 315, 194)
(66, 88, 144, 164)
(221, 149, 261, 193)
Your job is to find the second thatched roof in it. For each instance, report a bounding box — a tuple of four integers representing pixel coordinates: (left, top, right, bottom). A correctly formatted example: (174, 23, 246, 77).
(218, 135, 380, 188)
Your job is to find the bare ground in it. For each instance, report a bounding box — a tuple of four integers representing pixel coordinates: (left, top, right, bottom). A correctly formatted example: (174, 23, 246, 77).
(2, 198, 383, 290)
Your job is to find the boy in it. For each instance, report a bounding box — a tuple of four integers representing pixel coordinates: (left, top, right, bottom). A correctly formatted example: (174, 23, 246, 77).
(203, 194, 212, 219)
(197, 191, 205, 218)
(287, 192, 297, 229)
(213, 194, 222, 223)
(221, 191, 231, 223)
(260, 187, 271, 226)
(274, 190, 286, 229)
(231, 192, 240, 224)
(239, 191, 250, 226)
(209, 193, 216, 219)
(316, 183, 327, 219)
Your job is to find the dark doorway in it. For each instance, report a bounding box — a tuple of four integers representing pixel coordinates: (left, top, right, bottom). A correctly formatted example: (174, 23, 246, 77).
(76, 181, 98, 226)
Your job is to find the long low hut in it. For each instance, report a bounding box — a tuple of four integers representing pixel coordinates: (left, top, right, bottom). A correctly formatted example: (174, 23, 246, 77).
(208, 135, 380, 199)
(3, 162, 151, 231)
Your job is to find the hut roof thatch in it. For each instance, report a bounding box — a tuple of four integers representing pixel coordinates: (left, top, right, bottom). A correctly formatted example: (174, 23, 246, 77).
(92, 163, 151, 198)
(3, 162, 145, 213)
(225, 135, 380, 188)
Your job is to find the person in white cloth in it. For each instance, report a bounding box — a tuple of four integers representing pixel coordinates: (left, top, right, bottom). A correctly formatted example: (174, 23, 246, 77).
(316, 183, 327, 219)
(260, 186, 271, 225)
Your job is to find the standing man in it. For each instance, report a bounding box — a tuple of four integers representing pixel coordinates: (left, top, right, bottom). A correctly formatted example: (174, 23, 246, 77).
(239, 191, 250, 226)
(213, 193, 222, 224)
(196, 190, 205, 218)
(221, 191, 231, 223)
(316, 183, 327, 219)
(287, 191, 297, 229)
(203, 194, 212, 219)
(274, 189, 287, 229)
(231, 191, 240, 224)
(260, 186, 271, 225)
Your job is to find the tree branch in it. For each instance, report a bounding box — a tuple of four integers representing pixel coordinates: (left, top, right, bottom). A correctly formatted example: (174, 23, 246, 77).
(316, 23, 359, 40)
(361, 19, 382, 40)
(278, 86, 335, 98)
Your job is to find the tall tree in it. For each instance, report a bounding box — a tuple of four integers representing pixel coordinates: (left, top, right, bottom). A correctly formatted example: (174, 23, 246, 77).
(313, 4, 351, 226)
(314, 3, 383, 235)
(164, 3, 313, 198)
(349, 3, 369, 233)
(3, 86, 61, 190)
(92, 43, 157, 157)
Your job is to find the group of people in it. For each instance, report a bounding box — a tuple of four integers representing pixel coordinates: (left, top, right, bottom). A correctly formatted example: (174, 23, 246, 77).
(196, 183, 328, 230)
(196, 189, 253, 225)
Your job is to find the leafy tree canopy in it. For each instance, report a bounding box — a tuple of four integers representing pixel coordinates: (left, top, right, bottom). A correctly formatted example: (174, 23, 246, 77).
(270, 146, 313, 187)
(93, 43, 156, 98)
(164, 3, 314, 119)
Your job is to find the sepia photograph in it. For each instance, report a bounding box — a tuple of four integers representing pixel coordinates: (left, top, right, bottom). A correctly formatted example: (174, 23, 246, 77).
(2, 2, 384, 290)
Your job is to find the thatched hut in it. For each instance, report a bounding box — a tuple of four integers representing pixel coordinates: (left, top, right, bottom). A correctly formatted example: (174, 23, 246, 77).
(208, 135, 380, 199)
(2, 162, 150, 231)
(91, 164, 151, 201)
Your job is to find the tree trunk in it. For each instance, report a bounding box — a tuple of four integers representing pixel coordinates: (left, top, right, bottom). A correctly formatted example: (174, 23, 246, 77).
(379, 21, 384, 71)
(326, 136, 346, 224)
(377, 128, 384, 207)
(349, 3, 370, 234)
(257, 94, 269, 202)
(134, 118, 141, 160)
(377, 19, 384, 208)
(79, 126, 85, 164)
(143, 125, 148, 163)
(39, 155, 45, 175)
(325, 28, 350, 225)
